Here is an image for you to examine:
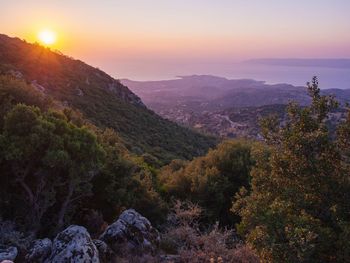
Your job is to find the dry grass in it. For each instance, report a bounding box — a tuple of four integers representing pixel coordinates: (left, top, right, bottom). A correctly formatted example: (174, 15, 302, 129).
(161, 200, 259, 263)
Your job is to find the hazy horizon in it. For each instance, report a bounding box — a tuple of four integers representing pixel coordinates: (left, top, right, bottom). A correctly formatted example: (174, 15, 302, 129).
(1, 0, 350, 86)
(112, 60, 350, 89)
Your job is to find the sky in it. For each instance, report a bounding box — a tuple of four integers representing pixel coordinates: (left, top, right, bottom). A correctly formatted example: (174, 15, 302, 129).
(1, 0, 350, 80)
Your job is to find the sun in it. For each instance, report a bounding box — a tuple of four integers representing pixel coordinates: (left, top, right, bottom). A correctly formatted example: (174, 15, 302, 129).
(38, 30, 57, 45)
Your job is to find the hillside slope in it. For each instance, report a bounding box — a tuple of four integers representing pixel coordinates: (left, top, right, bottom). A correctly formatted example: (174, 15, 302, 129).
(0, 34, 216, 163)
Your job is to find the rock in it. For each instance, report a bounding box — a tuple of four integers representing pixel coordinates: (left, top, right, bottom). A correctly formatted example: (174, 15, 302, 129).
(100, 209, 160, 255)
(25, 238, 52, 262)
(31, 80, 45, 93)
(8, 70, 23, 79)
(0, 246, 17, 262)
(45, 225, 99, 263)
(93, 240, 114, 263)
(76, 88, 84, 96)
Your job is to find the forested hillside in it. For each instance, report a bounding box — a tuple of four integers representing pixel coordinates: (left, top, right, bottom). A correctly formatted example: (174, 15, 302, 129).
(0, 34, 216, 164)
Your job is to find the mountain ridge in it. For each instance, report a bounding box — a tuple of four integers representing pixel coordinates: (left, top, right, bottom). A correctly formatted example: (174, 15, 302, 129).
(0, 34, 216, 163)
(0, 34, 145, 107)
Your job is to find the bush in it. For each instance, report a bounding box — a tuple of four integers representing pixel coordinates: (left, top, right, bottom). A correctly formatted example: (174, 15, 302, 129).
(160, 140, 255, 225)
(233, 78, 350, 262)
(162, 201, 259, 263)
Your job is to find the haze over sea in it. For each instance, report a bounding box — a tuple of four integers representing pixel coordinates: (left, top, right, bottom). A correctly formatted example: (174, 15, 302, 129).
(103, 60, 350, 89)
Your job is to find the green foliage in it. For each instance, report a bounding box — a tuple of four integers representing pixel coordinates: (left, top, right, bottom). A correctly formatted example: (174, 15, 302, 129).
(0, 75, 51, 129)
(74, 89, 216, 165)
(89, 127, 168, 225)
(0, 76, 168, 236)
(233, 77, 350, 262)
(160, 140, 255, 225)
(0, 104, 104, 234)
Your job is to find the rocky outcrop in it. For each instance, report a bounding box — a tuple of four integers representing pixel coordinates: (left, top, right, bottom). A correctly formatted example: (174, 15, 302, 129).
(45, 225, 99, 263)
(108, 80, 145, 108)
(8, 70, 23, 79)
(3, 210, 161, 262)
(31, 80, 46, 93)
(0, 246, 17, 262)
(100, 209, 160, 255)
(25, 238, 52, 263)
(76, 88, 84, 96)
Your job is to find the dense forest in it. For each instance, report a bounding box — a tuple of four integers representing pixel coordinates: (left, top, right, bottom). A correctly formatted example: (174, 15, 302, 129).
(0, 34, 349, 263)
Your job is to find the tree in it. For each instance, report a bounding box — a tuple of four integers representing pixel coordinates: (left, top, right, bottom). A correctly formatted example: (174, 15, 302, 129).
(89, 127, 168, 225)
(160, 140, 255, 225)
(233, 77, 350, 262)
(0, 104, 104, 234)
(0, 75, 51, 129)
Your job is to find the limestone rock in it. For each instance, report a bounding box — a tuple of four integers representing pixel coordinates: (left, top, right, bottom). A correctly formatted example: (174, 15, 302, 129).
(8, 70, 23, 79)
(76, 88, 84, 96)
(25, 238, 52, 262)
(31, 80, 45, 93)
(0, 246, 17, 262)
(100, 209, 160, 254)
(45, 225, 99, 263)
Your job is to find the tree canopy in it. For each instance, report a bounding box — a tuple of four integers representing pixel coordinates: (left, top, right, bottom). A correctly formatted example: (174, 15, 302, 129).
(160, 140, 255, 225)
(233, 77, 350, 262)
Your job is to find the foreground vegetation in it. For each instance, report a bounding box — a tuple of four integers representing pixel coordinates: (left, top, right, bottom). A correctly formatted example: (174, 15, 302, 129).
(234, 77, 350, 262)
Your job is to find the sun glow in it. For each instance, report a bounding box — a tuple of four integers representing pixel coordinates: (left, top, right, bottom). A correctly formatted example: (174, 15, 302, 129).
(38, 30, 57, 45)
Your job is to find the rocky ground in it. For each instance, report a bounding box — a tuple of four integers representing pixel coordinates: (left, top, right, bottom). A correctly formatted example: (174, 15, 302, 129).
(151, 104, 347, 139)
(0, 209, 167, 263)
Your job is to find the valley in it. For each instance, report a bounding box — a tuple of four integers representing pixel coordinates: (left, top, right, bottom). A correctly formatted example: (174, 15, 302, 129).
(123, 75, 350, 138)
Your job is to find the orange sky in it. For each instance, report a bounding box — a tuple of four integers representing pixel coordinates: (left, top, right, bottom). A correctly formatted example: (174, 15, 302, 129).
(1, 0, 350, 79)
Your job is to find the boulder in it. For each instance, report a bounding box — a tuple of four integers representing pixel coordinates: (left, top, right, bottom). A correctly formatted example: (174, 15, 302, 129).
(99, 209, 160, 255)
(45, 225, 99, 263)
(25, 238, 52, 262)
(0, 246, 17, 262)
